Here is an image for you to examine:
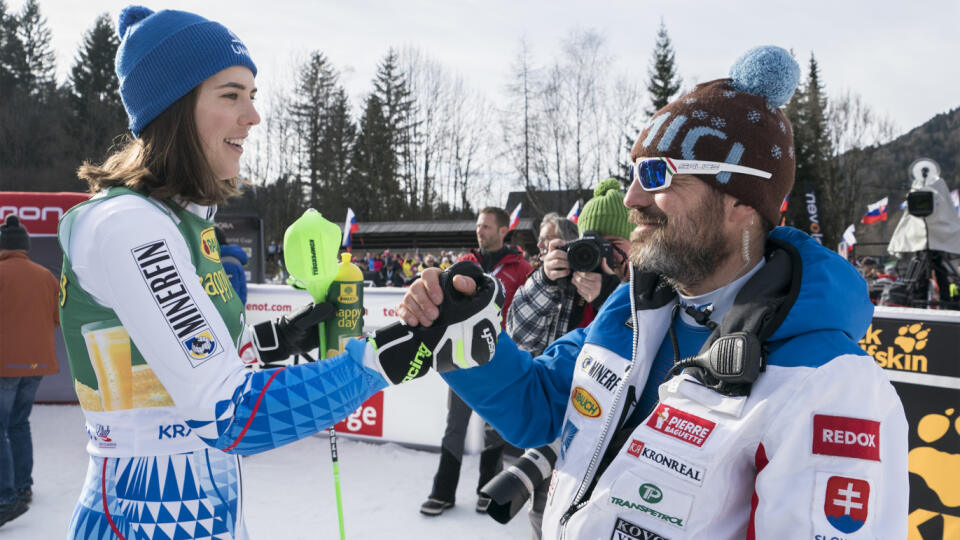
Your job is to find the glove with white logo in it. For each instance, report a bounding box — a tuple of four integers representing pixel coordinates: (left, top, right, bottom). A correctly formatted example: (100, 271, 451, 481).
(253, 302, 335, 368)
(368, 262, 505, 385)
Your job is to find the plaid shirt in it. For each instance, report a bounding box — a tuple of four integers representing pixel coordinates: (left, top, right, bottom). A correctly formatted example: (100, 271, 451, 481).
(506, 267, 583, 356)
(507, 267, 624, 356)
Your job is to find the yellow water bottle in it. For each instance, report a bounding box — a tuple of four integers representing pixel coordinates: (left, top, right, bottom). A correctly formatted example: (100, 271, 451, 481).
(325, 253, 364, 358)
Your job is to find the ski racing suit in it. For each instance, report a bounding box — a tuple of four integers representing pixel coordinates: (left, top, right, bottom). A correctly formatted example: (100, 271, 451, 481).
(443, 227, 908, 539)
(58, 188, 386, 540)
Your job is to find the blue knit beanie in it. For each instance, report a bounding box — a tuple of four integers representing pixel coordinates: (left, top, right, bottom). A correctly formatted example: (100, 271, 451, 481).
(115, 5, 257, 136)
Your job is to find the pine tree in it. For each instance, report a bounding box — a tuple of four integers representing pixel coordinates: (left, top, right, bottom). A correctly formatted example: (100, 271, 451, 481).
(645, 19, 681, 118)
(289, 51, 338, 209)
(370, 49, 419, 216)
(347, 94, 402, 220)
(784, 53, 839, 245)
(316, 86, 356, 220)
(69, 13, 125, 162)
(15, 0, 55, 98)
(0, 0, 29, 98)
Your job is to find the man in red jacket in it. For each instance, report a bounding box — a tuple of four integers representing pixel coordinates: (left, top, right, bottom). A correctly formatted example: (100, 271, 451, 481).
(0, 215, 60, 527)
(420, 206, 532, 516)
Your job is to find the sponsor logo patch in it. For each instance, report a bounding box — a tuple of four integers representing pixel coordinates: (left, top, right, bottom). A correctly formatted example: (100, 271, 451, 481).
(184, 330, 217, 360)
(571, 386, 602, 418)
(89, 424, 117, 449)
(158, 423, 193, 440)
(625, 439, 705, 486)
(582, 357, 622, 392)
(560, 420, 579, 460)
(824, 475, 870, 533)
(646, 404, 715, 447)
(610, 475, 693, 530)
(133, 240, 221, 367)
(200, 227, 220, 262)
(610, 517, 668, 540)
(812, 414, 880, 461)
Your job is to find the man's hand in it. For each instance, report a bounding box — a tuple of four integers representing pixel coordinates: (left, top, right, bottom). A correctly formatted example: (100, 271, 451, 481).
(398, 267, 478, 327)
(542, 238, 570, 282)
(371, 262, 504, 384)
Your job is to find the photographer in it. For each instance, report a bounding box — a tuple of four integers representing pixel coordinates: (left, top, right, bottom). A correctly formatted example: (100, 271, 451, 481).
(505, 180, 631, 538)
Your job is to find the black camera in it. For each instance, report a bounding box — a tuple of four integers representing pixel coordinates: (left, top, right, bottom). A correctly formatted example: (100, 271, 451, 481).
(560, 230, 614, 273)
(479, 442, 560, 524)
(907, 190, 934, 218)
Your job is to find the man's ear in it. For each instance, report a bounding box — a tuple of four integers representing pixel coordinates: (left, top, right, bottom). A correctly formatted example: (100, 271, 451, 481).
(727, 195, 757, 227)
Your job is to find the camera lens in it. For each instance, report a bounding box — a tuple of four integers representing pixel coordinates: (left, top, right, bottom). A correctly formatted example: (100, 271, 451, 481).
(480, 443, 559, 524)
(567, 242, 601, 273)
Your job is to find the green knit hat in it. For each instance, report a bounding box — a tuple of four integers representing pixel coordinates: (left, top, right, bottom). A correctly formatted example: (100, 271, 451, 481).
(577, 178, 633, 240)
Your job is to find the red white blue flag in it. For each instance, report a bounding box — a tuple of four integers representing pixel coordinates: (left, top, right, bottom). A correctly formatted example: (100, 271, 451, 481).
(860, 197, 888, 225)
(508, 203, 522, 231)
(566, 201, 581, 224)
(342, 208, 358, 249)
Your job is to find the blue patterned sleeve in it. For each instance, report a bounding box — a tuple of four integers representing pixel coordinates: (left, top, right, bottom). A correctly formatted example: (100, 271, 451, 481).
(186, 340, 388, 455)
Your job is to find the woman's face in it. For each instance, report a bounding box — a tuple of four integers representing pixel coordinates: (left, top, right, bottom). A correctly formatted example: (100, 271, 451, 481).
(194, 66, 260, 180)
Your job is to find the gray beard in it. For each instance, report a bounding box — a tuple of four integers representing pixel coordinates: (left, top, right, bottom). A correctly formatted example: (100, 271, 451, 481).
(628, 199, 731, 290)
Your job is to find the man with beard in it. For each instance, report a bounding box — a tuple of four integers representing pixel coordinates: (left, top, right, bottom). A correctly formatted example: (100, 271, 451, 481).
(370, 46, 907, 539)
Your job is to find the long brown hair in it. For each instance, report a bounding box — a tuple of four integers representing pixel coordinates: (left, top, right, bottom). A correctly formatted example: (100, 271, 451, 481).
(77, 88, 241, 205)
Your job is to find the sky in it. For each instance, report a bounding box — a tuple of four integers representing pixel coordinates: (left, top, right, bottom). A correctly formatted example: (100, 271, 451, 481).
(16, 404, 532, 539)
(10, 0, 960, 206)
(24, 0, 959, 134)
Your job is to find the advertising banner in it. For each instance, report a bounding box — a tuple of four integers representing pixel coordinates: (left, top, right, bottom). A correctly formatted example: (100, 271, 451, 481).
(860, 307, 960, 539)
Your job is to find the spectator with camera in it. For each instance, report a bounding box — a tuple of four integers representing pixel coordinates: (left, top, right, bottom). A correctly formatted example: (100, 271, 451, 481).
(509, 180, 631, 357)
(503, 181, 631, 537)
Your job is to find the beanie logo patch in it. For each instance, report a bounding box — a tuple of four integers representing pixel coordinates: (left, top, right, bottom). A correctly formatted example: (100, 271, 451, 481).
(227, 30, 250, 57)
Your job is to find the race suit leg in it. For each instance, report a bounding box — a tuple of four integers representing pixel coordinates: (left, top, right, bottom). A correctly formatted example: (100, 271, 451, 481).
(68, 449, 245, 540)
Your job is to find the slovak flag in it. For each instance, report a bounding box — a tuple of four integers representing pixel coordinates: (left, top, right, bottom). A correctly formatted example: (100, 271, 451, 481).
(342, 208, 358, 250)
(566, 201, 581, 223)
(860, 197, 888, 225)
(508, 202, 522, 231)
(779, 194, 790, 213)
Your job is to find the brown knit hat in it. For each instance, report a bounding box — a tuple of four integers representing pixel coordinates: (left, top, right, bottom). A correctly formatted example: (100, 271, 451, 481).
(630, 46, 800, 225)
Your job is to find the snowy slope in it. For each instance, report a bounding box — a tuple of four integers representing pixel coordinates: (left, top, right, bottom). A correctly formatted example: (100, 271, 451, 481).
(6, 405, 531, 539)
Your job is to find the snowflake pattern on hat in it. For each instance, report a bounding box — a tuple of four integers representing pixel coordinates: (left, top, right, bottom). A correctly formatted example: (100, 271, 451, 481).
(747, 110, 761, 123)
(711, 117, 727, 128)
(771, 145, 783, 159)
(692, 110, 708, 120)
(779, 120, 786, 133)
(683, 97, 697, 104)
(722, 90, 737, 98)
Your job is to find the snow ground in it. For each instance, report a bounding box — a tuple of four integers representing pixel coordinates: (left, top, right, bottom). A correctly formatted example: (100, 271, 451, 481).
(6, 405, 532, 539)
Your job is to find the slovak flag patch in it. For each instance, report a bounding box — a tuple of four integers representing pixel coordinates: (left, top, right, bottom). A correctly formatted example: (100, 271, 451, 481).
(824, 475, 870, 533)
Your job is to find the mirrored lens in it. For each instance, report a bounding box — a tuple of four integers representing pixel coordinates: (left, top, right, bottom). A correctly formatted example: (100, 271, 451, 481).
(639, 160, 668, 190)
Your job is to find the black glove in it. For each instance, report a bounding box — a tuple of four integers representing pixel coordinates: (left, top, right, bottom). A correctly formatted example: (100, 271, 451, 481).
(253, 302, 335, 367)
(369, 261, 505, 384)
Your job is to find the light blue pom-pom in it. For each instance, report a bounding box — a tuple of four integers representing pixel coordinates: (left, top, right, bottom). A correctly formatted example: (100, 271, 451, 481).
(729, 46, 800, 108)
(117, 5, 154, 38)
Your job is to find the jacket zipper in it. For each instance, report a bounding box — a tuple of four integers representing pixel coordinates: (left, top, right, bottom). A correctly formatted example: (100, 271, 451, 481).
(558, 266, 642, 538)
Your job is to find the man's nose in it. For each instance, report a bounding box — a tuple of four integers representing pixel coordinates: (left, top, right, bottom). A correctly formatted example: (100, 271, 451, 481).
(623, 179, 654, 209)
